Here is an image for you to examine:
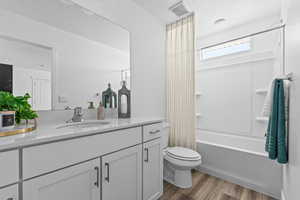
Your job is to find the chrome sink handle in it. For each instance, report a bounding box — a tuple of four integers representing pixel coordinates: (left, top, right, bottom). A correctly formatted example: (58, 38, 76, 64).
(74, 107, 83, 116)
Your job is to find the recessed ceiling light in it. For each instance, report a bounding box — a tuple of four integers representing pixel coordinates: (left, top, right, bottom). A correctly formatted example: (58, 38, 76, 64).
(214, 18, 226, 25)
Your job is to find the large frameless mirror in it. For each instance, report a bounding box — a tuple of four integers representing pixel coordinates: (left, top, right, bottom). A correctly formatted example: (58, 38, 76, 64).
(0, 0, 130, 111)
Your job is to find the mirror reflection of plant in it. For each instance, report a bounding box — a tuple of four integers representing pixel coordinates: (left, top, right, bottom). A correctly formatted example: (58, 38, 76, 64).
(0, 91, 38, 124)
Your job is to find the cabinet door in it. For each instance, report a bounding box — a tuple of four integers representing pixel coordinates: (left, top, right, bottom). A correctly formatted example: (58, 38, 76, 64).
(102, 145, 142, 200)
(143, 139, 163, 200)
(23, 159, 100, 200)
(0, 184, 18, 200)
(0, 150, 19, 188)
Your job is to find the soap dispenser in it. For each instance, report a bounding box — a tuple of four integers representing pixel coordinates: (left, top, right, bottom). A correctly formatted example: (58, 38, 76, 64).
(97, 102, 105, 120)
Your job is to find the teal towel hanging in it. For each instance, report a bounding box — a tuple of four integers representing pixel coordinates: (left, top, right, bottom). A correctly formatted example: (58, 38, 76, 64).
(265, 79, 288, 164)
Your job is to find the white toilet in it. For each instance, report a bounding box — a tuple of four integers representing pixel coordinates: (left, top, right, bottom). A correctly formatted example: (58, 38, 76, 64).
(162, 123, 202, 188)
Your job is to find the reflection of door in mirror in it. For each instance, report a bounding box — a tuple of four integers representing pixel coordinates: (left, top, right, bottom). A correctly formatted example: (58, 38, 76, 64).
(0, 37, 52, 110)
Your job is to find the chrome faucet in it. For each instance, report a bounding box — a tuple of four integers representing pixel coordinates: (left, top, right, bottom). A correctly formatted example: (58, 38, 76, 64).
(67, 107, 83, 123)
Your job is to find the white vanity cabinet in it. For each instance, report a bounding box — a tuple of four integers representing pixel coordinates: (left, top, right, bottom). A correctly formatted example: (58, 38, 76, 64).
(23, 159, 101, 200)
(0, 184, 18, 200)
(0, 121, 163, 200)
(143, 139, 163, 200)
(102, 145, 142, 200)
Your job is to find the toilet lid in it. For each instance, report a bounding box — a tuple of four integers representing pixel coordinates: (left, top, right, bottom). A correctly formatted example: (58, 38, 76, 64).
(166, 147, 201, 161)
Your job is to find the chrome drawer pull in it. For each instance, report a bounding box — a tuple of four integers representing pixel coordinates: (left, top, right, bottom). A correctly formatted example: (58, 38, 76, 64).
(94, 166, 99, 188)
(105, 163, 110, 182)
(144, 148, 149, 162)
(149, 130, 160, 134)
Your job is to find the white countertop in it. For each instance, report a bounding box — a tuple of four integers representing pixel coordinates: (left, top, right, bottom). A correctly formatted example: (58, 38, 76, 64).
(0, 118, 164, 151)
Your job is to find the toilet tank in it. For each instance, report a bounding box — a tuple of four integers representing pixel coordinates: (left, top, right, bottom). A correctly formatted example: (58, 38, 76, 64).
(162, 122, 170, 149)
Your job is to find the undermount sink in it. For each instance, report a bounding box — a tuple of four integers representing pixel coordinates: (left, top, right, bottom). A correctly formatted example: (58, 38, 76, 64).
(56, 120, 111, 129)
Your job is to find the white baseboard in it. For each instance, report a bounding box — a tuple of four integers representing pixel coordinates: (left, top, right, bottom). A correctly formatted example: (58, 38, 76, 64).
(196, 165, 280, 200)
(281, 190, 286, 200)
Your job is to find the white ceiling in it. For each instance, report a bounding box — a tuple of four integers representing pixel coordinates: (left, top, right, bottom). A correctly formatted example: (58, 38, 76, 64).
(0, 0, 130, 52)
(132, 0, 282, 37)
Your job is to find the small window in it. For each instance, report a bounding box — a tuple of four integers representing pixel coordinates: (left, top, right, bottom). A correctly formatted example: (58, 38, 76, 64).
(200, 37, 251, 60)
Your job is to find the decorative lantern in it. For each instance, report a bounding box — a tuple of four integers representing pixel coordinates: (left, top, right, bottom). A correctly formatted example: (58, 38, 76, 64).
(118, 81, 130, 118)
(102, 83, 117, 108)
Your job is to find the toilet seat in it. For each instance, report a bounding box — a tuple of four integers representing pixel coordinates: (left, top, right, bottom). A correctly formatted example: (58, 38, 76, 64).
(166, 147, 201, 161)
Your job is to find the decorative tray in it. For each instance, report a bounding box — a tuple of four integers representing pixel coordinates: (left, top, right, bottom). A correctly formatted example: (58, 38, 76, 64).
(0, 119, 37, 137)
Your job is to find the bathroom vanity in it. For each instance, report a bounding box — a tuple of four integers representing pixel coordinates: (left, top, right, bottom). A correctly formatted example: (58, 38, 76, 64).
(0, 119, 163, 200)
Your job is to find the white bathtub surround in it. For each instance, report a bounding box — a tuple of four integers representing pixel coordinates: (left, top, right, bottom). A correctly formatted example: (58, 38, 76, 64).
(196, 25, 285, 155)
(166, 14, 196, 150)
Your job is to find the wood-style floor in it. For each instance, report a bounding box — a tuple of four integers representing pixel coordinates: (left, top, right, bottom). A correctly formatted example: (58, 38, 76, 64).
(159, 171, 275, 200)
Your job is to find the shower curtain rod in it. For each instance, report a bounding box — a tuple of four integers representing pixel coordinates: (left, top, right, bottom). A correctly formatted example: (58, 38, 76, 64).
(201, 25, 285, 50)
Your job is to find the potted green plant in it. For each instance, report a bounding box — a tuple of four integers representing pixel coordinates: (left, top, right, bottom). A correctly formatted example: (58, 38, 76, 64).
(0, 91, 38, 127)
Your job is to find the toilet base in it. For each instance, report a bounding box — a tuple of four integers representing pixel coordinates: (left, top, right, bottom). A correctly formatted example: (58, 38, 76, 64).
(163, 160, 193, 189)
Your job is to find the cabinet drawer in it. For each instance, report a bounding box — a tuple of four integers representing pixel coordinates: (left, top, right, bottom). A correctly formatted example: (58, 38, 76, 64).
(0, 184, 18, 200)
(23, 127, 142, 179)
(143, 123, 162, 142)
(0, 150, 19, 187)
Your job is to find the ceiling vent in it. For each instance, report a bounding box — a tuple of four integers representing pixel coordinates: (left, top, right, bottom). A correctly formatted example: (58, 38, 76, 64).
(169, 1, 191, 17)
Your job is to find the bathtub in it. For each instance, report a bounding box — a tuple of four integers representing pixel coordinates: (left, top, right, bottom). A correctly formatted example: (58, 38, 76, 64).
(196, 130, 282, 199)
(196, 129, 267, 157)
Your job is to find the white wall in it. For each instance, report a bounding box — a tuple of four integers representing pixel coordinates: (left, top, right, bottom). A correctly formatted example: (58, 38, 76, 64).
(0, 9, 130, 110)
(282, 0, 300, 199)
(70, 0, 166, 118)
